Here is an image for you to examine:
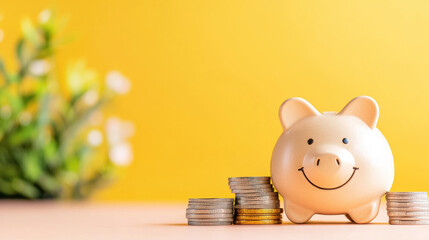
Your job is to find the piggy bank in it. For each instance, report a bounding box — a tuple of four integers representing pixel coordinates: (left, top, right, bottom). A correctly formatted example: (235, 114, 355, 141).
(271, 96, 394, 224)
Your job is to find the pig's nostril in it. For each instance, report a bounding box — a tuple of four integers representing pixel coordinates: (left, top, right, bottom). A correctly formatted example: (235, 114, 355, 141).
(336, 159, 340, 165)
(316, 159, 320, 166)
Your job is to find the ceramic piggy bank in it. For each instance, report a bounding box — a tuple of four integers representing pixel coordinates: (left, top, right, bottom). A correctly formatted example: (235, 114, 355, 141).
(271, 96, 394, 224)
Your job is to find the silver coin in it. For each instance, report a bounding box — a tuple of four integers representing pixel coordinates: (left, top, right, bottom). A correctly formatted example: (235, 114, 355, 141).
(189, 198, 234, 203)
(387, 211, 429, 217)
(187, 217, 234, 222)
(188, 221, 232, 226)
(389, 216, 429, 221)
(235, 204, 280, 209)
(389, 219, 429, 225)
(386, 195, 428, 201)
(235, 200, 280, 205)
(188, 204, 233, 209)
(228, 177, 271, 182)
(186, 213, 234, 219)
(231, 188, 274, 194)
(229, 184, 273, 190)
(236, 195, 279, 201)
(387, 207, 429, 212)
(387, 201, 429, 208)
(228, 180, 271, 185)
(235, 192, 279, 197)
(387, 192, 428, 196)
(186, 208, 233, 214)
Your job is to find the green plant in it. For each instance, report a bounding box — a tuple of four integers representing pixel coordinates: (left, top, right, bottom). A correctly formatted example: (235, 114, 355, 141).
(0, 10, 133, 199)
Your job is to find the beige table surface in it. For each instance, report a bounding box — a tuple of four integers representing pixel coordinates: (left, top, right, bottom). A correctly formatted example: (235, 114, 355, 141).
(0, 201, 428, 240)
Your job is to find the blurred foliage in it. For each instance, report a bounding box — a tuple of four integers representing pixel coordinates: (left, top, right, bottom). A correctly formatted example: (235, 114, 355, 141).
(0, 10, 129, 199)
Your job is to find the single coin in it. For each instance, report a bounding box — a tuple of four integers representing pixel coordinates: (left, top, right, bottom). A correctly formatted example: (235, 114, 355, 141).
(235, 192, 279, 198)
(228, 177, 271, 182)
(235, 200, 280, 205)
(229, 184, 273, 190)
(186, 209, 233, 214)
(234, 219, 282, 225)
(389, 216, 429, 221)
(186, 213, 234, 219)
(228, 180, 271, 185)
(236, 195, 279, 201)
(389, 219, 429, 225)
(235, 215, 282, 220)
(236, 212, 281, 216)
(387, 207, 429, 212)
(189, 198, 234, 203)
(387, 211, 429, 217)
(387, 201, 429, 208)
(387, 192, 428, 195)
(235, 204, 280, 209)
(188, 218, 234, 222)
(231, 188, 274, 194)
(188, 201, 234, 206)
(236, 208, 283, 214)
(188, 221, 232, 226)
(386, 195, 428, 201)
(188, 204, 233, 209)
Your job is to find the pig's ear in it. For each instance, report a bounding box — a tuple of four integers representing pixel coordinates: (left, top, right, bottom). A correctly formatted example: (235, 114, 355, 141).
(279, 98, 320, 131)
(339, 96, 379, 129)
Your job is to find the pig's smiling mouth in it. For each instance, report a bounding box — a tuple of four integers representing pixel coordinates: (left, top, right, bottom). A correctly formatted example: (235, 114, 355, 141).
(298, 167, 359, 190)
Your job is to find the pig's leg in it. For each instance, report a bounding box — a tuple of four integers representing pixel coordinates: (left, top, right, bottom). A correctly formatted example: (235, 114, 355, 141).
(284, 200, 314, 224)
(346, 200, 380, 224)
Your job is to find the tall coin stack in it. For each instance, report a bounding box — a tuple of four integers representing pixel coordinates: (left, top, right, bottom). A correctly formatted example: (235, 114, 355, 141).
(228, 177, 283, 225)
(386, 192, 429, 225)
(186, 198, 234, 226)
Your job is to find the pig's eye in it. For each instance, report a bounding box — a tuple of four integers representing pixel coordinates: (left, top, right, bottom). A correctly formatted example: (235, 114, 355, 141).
(307, 138, 314, 145)
(342, 138, 348, 144)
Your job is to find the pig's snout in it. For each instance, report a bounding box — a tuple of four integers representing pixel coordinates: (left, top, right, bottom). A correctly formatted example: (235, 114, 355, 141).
(314, 153, 342, 172)
(301, 145, 357, 189)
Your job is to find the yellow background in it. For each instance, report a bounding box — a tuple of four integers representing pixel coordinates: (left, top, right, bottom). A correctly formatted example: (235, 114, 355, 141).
(1, 0, 429, 201)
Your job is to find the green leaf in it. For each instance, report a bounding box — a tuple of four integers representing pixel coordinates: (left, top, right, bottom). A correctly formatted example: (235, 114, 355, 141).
(9, 125, 37, 146)
(16, 39, 26, 67)
(0, 179, 14, 195)
(37, 173, 61, 193)
(20, 18, 40, 46)
(59, 98, 107, 159)
(11, 178, 39, 198)
(0, 58, 8, 84)
(22, 152, 42, 181)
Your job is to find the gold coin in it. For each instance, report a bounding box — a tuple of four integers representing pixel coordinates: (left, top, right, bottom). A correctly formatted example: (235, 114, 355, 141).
(235, 215, 282, 220)
(234, 219, 282, 225)
(235, 208, 283, 214)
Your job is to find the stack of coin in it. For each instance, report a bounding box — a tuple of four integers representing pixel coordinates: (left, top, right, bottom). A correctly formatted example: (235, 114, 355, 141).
(186, 198, 234, 226)
(228, 177, 283, 225)
(386, 192, 429, 225)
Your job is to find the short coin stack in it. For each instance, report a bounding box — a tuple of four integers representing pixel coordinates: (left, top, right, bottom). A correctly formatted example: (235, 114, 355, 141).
(228, 177, 283, 225)
(186, 198, 234, 226)
(386, 192, 429, 225)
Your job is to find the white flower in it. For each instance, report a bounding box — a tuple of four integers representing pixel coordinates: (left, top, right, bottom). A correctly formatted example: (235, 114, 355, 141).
(29, 60, 50, 76)
(0, 29, 4, 43)
(0, 105, 11, 119)
(19, 112, 32, 126)
(87, 130, 103, 146)
(105, 117, 135, 145)
(109, 142, 133, 166)
(82, 89, 99, 105)
(38, 9, 51, 23)
(106, 71, 131, 94)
